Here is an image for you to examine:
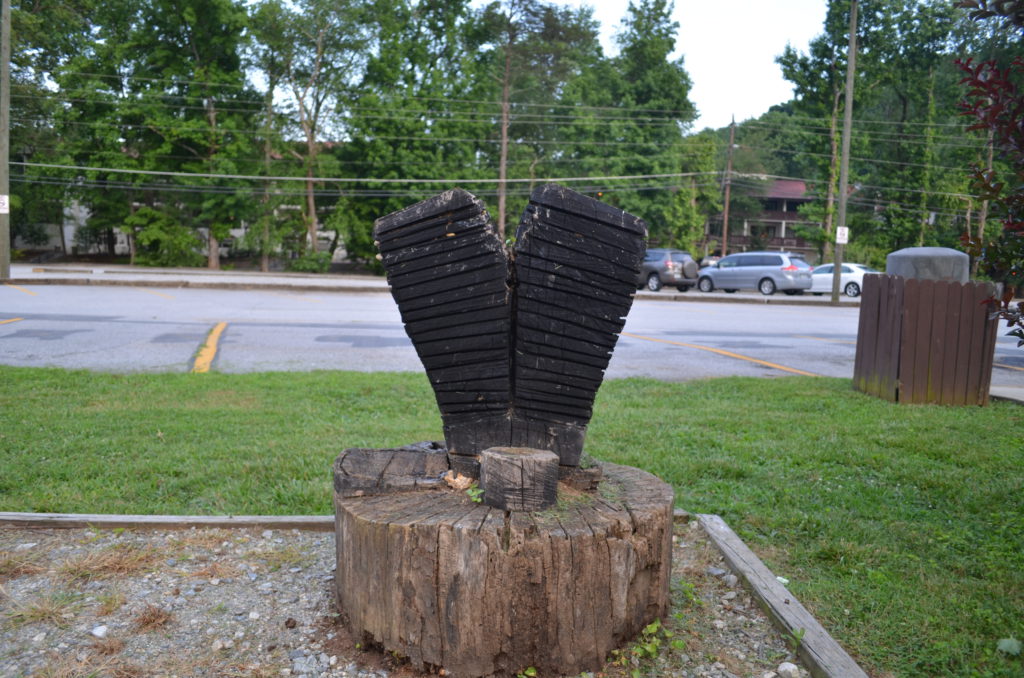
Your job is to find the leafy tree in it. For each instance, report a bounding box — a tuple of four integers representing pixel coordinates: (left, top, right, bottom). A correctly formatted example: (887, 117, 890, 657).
(544, 0, 698, 244)
(8, 0, 98, 254)
(130, 0, 260, 269)
(255, 0, 372, 254)
(126, 206, 204, 267)
(246, 0, 303, 270)
(474, 0, 605, 237)
(956, 1, 1023, 342)
(331, 0, 493, 264)
(664, 131, 721, 253)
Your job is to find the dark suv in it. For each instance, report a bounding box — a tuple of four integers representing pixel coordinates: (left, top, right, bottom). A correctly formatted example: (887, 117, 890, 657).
(637, 248, 700, 292)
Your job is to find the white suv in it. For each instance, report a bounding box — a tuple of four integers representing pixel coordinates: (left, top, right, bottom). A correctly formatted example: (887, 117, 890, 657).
(697, 251, 813, 295)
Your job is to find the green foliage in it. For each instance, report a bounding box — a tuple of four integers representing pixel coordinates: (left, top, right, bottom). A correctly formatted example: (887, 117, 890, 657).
(285, 251, 331, 273)
(465, 482, 484, 504)
(128, 207, 205, 267)
(787, 627, 807, 651)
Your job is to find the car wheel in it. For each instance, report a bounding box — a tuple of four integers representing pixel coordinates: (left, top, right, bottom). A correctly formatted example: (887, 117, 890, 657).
(758, 278, 777, 295)
(844, 282, 861, 297)
(646, 273, 662, 292)
(676, 284, 690, 292)
(698, 276, 714, 293)
(784, 289, 804, 296)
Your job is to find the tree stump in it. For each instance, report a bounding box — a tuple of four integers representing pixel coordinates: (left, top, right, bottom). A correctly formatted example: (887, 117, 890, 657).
(479, 447, 559, 512)
(333, 452, 674, 678)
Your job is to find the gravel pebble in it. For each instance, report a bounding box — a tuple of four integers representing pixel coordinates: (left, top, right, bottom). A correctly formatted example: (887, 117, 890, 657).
(1, 521, 811, 677)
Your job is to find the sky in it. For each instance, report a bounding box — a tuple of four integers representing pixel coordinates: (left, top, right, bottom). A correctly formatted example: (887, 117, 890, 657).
(546, 0, 830, 130)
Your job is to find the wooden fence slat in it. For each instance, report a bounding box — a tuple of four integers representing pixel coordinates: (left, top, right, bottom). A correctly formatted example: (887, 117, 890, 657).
(939, 282, 964, 405)
(898, 278, 917, 403)
(962, 282, 987, 405)
(914, 280, 935, 403)
(926, 281, 951, 404)
(975, 282, 999, 406)
(853, 274, 880, 396)
(880, 275, 903, 402)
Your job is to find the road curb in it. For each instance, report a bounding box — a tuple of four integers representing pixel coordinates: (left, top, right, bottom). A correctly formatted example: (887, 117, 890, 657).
(6, 278, 390, 294)
(635, 291, 861, 308)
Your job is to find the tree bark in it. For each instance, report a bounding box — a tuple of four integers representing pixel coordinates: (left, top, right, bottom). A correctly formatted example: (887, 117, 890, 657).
(334, 457, 673, 678)
(207, 230, 220, 270)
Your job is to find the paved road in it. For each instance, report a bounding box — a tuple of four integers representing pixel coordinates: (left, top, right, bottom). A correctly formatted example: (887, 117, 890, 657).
(2, 274, 1022, 391)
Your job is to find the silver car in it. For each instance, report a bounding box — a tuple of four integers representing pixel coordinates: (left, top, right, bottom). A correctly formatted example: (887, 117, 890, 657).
(697, 251, 813, 295)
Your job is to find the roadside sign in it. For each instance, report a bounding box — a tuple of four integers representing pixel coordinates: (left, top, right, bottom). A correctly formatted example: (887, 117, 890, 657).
(0, 195, 8, 214)
(836, 226, 849, 244)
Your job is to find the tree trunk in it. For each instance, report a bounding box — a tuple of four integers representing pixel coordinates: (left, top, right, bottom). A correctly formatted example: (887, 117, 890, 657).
(334, 454, 673, 678)
(305, 164, 318, 253)
(207, 231, 220, 270)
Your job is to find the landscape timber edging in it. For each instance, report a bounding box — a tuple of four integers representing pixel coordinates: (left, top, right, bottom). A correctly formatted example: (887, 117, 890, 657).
(0, 509, 870, 678)
(697, 513, 870, 678)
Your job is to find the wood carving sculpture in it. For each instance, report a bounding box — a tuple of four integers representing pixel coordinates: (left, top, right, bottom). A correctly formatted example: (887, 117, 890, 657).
(374, 183, 645, 474)
(333, 184, 674, 678)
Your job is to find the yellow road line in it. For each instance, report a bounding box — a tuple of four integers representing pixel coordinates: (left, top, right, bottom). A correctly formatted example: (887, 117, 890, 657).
(1, 317, 23, 325)
(621, 331, 820, 377)
(192, 322, 228, 374)
(137, 288, 175, 300)
(994, 362, 1024, 372)
(3, 283, 37, 296)
(793, 334, 857, 345)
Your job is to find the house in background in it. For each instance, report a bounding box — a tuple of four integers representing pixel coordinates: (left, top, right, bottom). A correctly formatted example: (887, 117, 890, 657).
(703, 178, 825, 263)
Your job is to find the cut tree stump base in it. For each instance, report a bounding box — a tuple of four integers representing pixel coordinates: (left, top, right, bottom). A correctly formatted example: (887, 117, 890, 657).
(333, 451, 673, 678)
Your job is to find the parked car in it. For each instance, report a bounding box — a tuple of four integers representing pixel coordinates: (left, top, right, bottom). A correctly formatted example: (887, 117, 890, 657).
(638, 248, 700, 292)
(696, 251, 813, 295)
(809, 262, 879, 297)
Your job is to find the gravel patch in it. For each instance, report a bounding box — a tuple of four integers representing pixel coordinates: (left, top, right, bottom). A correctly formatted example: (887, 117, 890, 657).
(1, 520, 809, 678)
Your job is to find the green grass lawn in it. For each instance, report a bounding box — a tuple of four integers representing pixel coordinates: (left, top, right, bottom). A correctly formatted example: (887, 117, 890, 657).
(1, 366, 1021, 677)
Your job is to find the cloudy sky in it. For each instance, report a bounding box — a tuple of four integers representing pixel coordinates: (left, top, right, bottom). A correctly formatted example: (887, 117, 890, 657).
(548, 0, 829, 130)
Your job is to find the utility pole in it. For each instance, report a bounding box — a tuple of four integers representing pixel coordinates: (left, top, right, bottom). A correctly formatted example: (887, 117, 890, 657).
(972, 128, 994, 277)
(831, 0, 858, 304)
(720, 117, 735, 258)
(0, 0, 10, 281)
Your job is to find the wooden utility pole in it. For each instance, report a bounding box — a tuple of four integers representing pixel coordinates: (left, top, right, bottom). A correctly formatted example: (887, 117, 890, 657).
(0, 0, 10, 281)
(972, 129, 994, 277)
(497, 47, 511, 241)
(720, 118, 735, 257)
(832, 0, 858, 304)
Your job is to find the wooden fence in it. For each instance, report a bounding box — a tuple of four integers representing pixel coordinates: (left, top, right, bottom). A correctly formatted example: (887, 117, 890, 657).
(853, 275, 999, 405)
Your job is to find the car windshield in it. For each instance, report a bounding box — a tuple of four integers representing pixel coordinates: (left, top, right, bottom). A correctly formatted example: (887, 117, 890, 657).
(790, 258, 811, 269)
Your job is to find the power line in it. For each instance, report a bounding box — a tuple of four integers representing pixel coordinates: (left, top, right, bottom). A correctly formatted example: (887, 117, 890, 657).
(13, 91, 696, 127)
(740, 145, 974, 172)
(13, 161, 720, 185)
(57, 71, 698, 118)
